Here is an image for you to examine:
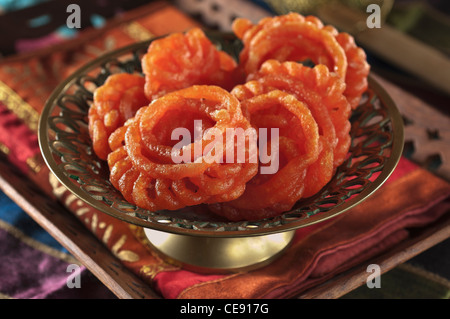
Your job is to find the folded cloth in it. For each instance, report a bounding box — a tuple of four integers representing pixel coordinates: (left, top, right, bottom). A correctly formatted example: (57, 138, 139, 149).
(0, 2, 449, 299)
(154, 158, 450, 298)
(38, 155, 450, 299)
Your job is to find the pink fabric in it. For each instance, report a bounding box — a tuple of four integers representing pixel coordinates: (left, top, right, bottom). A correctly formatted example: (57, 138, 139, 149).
(0, 103, 40, 174)
(16, 33, 65, 53)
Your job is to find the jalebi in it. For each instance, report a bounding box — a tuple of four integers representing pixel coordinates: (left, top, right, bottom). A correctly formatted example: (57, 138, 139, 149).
(209, 89, 320, 221)
(249, 60, 351, 171)
(233, 12, 370, 109)
(141, 28, 242, 101)
(88, 73, 149, 160)
(107, 85, 258, 211)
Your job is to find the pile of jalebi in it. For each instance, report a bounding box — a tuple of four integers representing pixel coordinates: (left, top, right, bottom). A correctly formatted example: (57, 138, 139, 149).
(107, 85, 258, 211)
(209, 62, 349, 221)
(209, 87, 321, 221)
(88, 13, 370, 221)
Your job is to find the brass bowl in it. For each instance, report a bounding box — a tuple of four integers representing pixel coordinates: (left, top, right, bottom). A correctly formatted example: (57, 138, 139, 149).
(38, 32, 404, 272)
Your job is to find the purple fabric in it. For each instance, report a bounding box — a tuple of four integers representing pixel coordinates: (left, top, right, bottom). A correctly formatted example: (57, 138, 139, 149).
(0, 227, 116, 299)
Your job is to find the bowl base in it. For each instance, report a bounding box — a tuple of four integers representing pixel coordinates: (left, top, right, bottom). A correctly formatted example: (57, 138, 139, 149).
(143, 228, 296, 273)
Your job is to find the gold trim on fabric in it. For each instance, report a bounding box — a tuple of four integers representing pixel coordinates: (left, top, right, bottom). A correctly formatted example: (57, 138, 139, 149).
(0, 81, 42, 173)
(48, 172, 140, 263)
(129, 225, 180, 278)
(0, 219, 79, 265)
(0, 80, 40, 131)
(25, 155, 42, 173)
(0, 142, 10, 155)
(0, 292, 14, 299)
(122, 21, 155, 42)
(177, 273, 241, 299)
(110, 235, 139, 263)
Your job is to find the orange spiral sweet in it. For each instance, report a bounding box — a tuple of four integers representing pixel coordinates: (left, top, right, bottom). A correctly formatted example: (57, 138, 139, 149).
(211, 60, 350, 220)
(335, 32, 370, 109)
(107, 85, 258, 211)
(249, 60, 351, 171)
(209, 89, 320, 221)
(233, 13, 347, 80)
(88, 73, 149, 160)
(141, 28, 241, 101)
(233, 12, 370, 109)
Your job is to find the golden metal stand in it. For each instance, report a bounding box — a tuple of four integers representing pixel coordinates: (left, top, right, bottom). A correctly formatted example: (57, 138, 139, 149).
(143, 228, 295, 273)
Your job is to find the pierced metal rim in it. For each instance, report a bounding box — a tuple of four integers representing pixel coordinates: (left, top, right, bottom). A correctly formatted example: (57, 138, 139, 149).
(38, 38, 404, 238)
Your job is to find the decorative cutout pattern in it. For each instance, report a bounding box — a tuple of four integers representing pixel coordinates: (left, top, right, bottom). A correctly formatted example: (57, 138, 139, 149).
(401, 106, 450, 180)
(173, 0, 271, 31)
